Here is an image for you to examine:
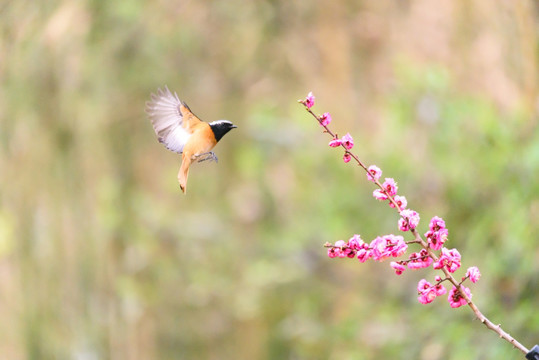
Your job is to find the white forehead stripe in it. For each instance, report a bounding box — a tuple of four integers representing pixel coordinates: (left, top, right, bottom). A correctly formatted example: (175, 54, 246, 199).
(209, 120, 232, 126)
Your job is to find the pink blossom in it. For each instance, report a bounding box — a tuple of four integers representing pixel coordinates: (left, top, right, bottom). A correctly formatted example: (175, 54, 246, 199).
(407, 249, 433, 269)
(373, 189, 389, 201)
(407, 211, 420, 229)
(432, 275, 447, 296)
(425, 227, 448, 250)
(357, 248, 372, 263)
(366, 165, 382, 182)
(417, 279, 437, 304)
(433, 248, 461, 273)
(466, 266, 481, 283)
(434, 282, 447, 296)
(417, 276, 446, 304)
(319, 112, 332, 126)
(398, 218, 409, 232)
(328, 138, 342, 147)
(341, 133, 354, 150)
(399, 209, 420, 231)
(389, 195, 407, 210)
(304, 92, 315, 108)
(331, 240, 346, 258)
(370, 236, 390, 261)
(389, 235, 408, 257)
(417, 279, 432, 293)
(370, 235, 407, 261)
(335, 240, 346, 248)
(429, 216, 446, 232)
(343, 153, 352, 163)
(348, 234, 363, 250)
(390, 261, 406, 275)
(381, 178, 398, 196)
(343, 247, 357, 258)
(327, 247, 339, 258)
(448, 285, 471, 308)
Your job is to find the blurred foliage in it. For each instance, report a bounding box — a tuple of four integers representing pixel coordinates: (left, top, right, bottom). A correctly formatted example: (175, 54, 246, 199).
(1, 0, 538, 359)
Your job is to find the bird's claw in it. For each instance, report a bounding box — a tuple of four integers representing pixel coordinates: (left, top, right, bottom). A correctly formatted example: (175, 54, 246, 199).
(195, 152, 218, 163)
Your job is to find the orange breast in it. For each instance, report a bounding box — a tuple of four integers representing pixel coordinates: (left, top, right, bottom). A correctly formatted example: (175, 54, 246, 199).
(182, 123, 217, 157)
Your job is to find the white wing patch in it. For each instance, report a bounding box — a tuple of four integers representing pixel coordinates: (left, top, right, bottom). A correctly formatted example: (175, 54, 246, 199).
(146, 86, 191, 154)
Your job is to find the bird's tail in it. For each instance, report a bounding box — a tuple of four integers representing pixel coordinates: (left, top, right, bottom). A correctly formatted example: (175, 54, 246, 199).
(178, 155, 191, 194)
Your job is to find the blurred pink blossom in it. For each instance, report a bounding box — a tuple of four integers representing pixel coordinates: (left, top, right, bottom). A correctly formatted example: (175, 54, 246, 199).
(304, 92, 315, 108)
(425, 228, 448, 250)
(466, 266, 481, 283)
(348, 234, 363, 250)
(417, 279, 437, 304)
(373, 189, 389, 201)
(429, 216, 446, 232)
(328, 138, 342, 147)
(357, 249, 372, 263)
(370, 234, 407, 261)
(448, 285, 471, 308)
(399, 209, 420, 231)
(391, 261, 406, 275)
(434, 282, 447, 296)
(320, 112, 332, 126)
(433, 248, 461, 273)
(366, 165, 382, 182)
(341, 133, 354, 150)
(407, 249, 433, 269)
(382, 178, 398, 196)
(389, 195, 407, 210)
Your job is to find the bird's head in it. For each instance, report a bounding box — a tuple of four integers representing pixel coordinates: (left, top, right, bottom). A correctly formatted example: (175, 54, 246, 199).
(209, 120, 237, 142)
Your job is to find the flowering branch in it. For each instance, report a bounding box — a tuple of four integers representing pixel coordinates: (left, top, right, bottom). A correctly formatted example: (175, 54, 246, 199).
(299, 92, 536, 356)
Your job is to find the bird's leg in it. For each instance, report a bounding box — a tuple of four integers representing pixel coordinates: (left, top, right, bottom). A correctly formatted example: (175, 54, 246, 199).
(194, 152, 218, 163)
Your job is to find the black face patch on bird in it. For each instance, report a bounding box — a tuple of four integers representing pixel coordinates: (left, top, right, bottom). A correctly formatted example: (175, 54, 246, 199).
(209, 120, 237, 142)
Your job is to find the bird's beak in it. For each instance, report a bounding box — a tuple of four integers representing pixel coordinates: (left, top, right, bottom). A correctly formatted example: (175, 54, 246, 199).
(231, 125, 238, 128)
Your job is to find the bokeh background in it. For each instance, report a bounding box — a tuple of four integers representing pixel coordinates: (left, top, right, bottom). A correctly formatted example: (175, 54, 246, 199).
(1, 0, 538, 359)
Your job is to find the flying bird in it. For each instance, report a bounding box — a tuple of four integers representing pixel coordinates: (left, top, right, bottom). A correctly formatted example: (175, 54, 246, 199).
(146, 86, 237, 193)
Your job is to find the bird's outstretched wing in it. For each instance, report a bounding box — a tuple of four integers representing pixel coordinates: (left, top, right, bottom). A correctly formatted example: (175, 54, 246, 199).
(145, 86, 202, 154)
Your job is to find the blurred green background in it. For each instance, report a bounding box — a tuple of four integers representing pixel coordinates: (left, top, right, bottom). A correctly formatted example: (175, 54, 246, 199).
(1, 0, 538, 359)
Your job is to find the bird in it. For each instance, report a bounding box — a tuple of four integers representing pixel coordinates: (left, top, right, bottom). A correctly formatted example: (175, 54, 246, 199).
(145, 86, 237, 193)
